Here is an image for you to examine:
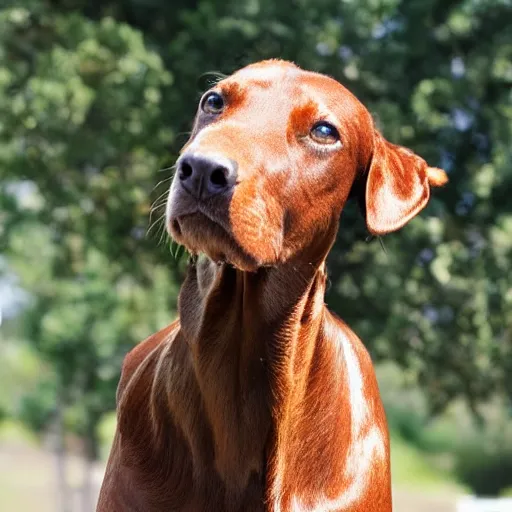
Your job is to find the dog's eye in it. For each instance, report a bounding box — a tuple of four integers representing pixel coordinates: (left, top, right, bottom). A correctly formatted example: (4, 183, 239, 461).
(310, 122, 340, 144)
(202, 92, 224, 115)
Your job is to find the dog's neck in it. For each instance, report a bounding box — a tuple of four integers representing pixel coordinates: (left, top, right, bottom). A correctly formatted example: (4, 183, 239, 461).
(177, 255, 329, 490)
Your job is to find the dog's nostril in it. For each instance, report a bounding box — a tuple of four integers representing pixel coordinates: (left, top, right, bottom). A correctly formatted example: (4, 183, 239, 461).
(210, 167, 228, 188)
(179, 162, 193, 180)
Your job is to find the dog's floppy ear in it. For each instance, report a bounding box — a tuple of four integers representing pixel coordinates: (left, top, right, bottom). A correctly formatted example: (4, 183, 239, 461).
(363, 130, 448, 235)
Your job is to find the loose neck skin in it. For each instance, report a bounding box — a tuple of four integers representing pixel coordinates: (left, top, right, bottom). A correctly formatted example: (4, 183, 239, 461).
(177, 255, 330, 492)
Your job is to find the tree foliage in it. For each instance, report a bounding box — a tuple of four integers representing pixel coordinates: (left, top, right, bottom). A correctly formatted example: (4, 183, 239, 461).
(0, 3, 180, 457)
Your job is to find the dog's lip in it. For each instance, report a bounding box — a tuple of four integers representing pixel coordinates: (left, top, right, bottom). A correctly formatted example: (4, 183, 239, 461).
(169, 206, 233, 255)
(172, 210, 223, 235)
(170, 210, 260, 271)
(170, 202, 231, 234)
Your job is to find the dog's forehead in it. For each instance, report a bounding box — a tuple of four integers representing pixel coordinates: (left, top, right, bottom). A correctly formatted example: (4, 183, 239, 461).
(232, 60, 300, 83)
(226, 61, 366, 120)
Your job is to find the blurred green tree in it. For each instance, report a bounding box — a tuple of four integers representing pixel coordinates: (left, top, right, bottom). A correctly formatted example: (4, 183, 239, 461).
(0, 4, 180, 510)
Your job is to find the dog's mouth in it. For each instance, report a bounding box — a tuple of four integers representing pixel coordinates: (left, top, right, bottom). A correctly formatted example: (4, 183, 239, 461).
(169, 212, 259, 271)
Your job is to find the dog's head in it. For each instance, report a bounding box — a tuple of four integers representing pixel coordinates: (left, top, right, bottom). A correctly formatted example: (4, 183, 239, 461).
(166, 60, 447, 271)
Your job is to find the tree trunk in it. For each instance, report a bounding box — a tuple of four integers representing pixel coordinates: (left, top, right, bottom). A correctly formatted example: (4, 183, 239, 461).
(81, 450, 94, 512)
(81, 416, 99, 512)
(54, 397, 71, 512)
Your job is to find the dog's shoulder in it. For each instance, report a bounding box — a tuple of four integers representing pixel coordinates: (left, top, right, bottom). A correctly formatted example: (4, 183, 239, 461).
(117, 320, 180, 405)
(324, 311, 370, 358)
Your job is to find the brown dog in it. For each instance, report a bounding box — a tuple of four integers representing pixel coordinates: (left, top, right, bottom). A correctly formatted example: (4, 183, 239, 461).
(98, 60, 447, 512)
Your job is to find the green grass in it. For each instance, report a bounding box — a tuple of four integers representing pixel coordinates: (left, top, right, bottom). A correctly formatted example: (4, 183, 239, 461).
(0, 419, 38, 445)
(391, 434, 467, 493)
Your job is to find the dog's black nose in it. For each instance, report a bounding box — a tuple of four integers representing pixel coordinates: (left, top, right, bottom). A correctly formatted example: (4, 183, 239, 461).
(177, 154, 237, 199)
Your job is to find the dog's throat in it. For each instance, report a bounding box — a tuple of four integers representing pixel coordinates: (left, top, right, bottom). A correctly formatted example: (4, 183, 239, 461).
(177, 257, 328, 484)
(179, 257, 327, 350)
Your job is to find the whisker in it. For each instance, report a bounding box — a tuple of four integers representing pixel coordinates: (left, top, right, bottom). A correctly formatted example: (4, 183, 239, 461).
(200, 71, 227, 88)
(364, 234, 388, 254)
(378, 236, 387, 254)
(168, 238, 187, 259)
(148, 192, 169, 231)
(157, 164, 177, 174)
(150, 199, 168, 215)
(159, 223, 170, 247)
(150, 190, 170, 208)
(147, 213, 166, 238)
(152, 176, 173, 192)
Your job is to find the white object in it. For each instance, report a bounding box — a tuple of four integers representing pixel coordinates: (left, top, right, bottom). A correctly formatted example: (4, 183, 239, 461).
(457, 496, 512, 512)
